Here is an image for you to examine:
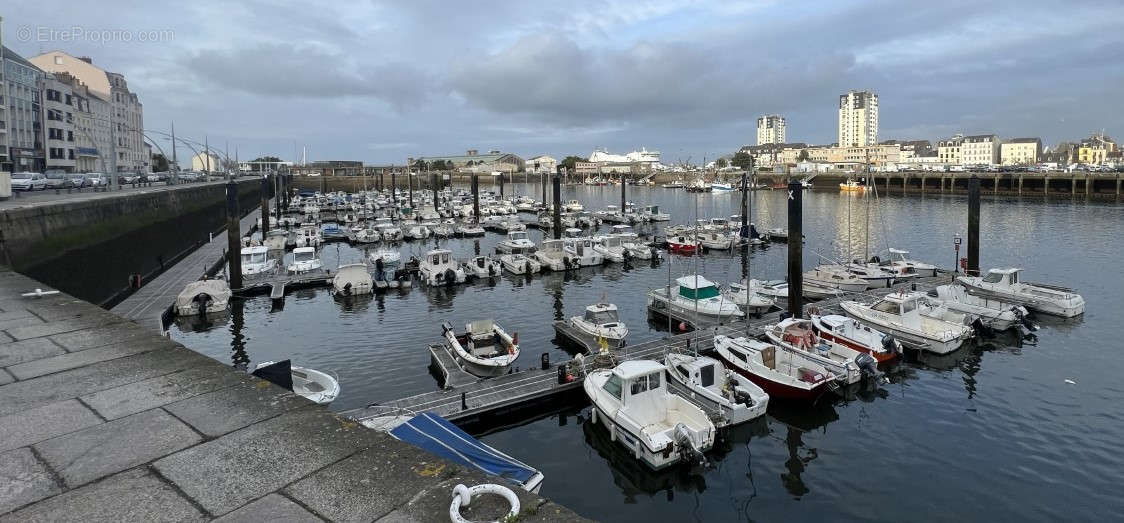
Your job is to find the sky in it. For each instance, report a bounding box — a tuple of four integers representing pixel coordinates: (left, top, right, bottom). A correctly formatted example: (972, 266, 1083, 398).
(4, 1, 1122, 165)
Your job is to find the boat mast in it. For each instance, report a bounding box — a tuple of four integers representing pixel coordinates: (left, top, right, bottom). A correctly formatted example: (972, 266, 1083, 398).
(865, 149, 871, 262)
(693, 191, 700, 356)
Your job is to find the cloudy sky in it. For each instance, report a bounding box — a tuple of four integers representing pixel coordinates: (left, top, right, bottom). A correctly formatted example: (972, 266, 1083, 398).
(5, 0, 1122, 165)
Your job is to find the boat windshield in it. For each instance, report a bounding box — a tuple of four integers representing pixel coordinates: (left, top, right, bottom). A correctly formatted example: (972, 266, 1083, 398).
(510, 232, 527, 241)
(699, 364, 715, 387)
(983, 271, 1005, 283)
(873, 300, 898, 314)
(295, 251, 315, 262)
(679, 285, 719, 300)
(584, 308, 619, 324)
(602, 374, 623, 401)
(240, 253, 253, 264)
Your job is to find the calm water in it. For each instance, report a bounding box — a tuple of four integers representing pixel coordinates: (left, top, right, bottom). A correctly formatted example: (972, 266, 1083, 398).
(171, 184, 1123, 522)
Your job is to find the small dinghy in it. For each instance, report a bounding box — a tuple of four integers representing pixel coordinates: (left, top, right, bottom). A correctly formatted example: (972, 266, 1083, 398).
(957, 268, 1085, 318)
(251, 360, 339, 404)
(442, 320, 519, 377)
(332, 263, 373, 296)
(174, 278, 232, 316)
(664, 352, 769, 428)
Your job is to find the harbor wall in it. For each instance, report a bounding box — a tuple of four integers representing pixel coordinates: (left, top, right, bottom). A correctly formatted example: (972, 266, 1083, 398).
(0, 179, 264, 305)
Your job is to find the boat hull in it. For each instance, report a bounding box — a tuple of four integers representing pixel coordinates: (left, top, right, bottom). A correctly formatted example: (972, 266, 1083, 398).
(719, 358, 827, 402)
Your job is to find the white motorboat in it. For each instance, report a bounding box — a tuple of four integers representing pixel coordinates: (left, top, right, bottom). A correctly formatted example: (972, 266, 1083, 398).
(533, 239, 568, 271)
(251, 360, 339, 405)
(376, 222, 404, 242)
(352, 227, 381, 244)
(567, 302, 628, 350)
(763, 227, 788, 242)
(499, 253, 541, 275)
(369, 249, 401, 266)
(928, 284, 1031, 332)
(263, 230, 289, 251)
(809, 314, 901, 363)
(463, 255, 503, 280)
(722, 280, 776, 316)
(664, 353, 768, 428)
(592, 235, 626, 263)
(584, 360, 715, 470)
(404, 225, 432, 240)
(764, 318, 878, 385)
(710, 182, 734, 192)
(641, 205, 671, 221)
(495, 220, 527, 233)
(496, 231, 537, 254)
(884, 248, 938, 277)
(840, 292, 974, 354)
(563, 237, 603, 267)
(712, 335, 835, 402)
(804, 267, 869, 293)
(287, 247, 323, 274)
(455, 222, 486, 237)
(647, 276, 744, 324)
(957, 268, 1085, 317)
(613, 225, 657, 260)
(296, 223, 322, 248)
(174, 279, 232, 316)
(564, 199, 584, 212)
(332, 263, 373, 296)
(431, 224, 455, 238)
(697, 230, 734, 250)
(835, 262, 897, 288)
(419, 249, 466, 286)
(442, 320, 519, 377)
(240, 246, 276, 276)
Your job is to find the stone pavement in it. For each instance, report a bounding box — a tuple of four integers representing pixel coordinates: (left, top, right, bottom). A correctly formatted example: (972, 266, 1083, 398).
(0, 266, 588, 522)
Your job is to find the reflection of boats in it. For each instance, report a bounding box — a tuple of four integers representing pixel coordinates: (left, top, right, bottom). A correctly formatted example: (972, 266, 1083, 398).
(567, 302, 628, 349)
(332, 263, 373, 296)
(442, 319, 519, 377)
(251, 360, 339, 404)
(957, 268, 1085, 317)
(713, 334, 835, 402)
(664, 353, 768, 427)
(584, 360, 715, 469)
(174, 279, 232, 316)
(809, 314, 901, 362)
(840, 292, 973, 354)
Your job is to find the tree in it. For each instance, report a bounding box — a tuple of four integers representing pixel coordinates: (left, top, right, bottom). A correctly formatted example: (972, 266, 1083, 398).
(251, 156, 281, 163)
(560, 156, 587, 171)
(730, 151, 754, 170)
(151, 153, 170, 172)
(797, 149, 810, 162)
(413, 159, 429, 170)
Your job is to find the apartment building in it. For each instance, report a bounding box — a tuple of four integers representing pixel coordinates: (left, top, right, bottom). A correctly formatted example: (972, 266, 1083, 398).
(2, 46, 45, 172)
(1000, 138, 1041, 166)
(756, 115, 786, 145)
(838, 90, 878, 147)
(961, 134, 1001, 166)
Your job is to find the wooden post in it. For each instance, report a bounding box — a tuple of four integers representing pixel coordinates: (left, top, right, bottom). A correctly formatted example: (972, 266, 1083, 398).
(967, 176, 980, 277)
(1018, 175, 1023, 196)
(226, 180, 242, 289)
(739, 170, 749, 239)
(471, 174, 480, 221)
(620, 175, 626, 212)
(787, 181, 803, 318)
(260, 175, 270, 235)
(552, 173, 562, 239)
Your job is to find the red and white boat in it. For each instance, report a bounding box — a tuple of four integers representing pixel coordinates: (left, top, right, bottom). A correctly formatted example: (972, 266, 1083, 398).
(764, 317, 871, 385)
(666, 235, 700, 254)
(713, 334, 836, 402)
(809, 313, 900, 363)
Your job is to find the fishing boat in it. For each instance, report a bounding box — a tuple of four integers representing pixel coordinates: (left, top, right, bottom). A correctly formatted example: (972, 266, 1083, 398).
(840, 292, 974, 354)
(764, 318, 878, 385)
(564, 199, 585, 212)
(928, 284, 1031, 332)
(722, 280, 776, 316)
(713, 335, 835, 402)
(809, 314, 901, 362)
(592, 235, 626, 263)
(664, 353, 769, 427)
(956, 268, 1085, 317)
(563, 236, 603, 267)
(533, 239, 568, 271)
(174, 279, 232, 316)
(331, 263, 373, 296)
(287, 247, 322, 274)
(647, 276, 744, 324)
(496, 231, 537, 254)
(499, 253, 541, 275)
(240, 246, 276, 276)
(666, 235, 700, 254)
(263, 229, 289, 251)
(251, 360, 339, 405)
(418, 249, 467, 286)
(567, 302, 628, 350)
(839, 179, 867, 192)
(804, 267, 869, 293)
(463, 255, 503, 280)
(442, 319, 519, 377)
(584, 360, 715, 470)
(884, 248, 938, 277)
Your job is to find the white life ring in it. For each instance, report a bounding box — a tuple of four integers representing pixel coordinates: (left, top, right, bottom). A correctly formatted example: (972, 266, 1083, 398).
(449, 483, 519, 523)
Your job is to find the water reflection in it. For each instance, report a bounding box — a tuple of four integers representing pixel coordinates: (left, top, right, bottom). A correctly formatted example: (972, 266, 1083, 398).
(581, 413, 708, 503)
(229, 299, 249, 370)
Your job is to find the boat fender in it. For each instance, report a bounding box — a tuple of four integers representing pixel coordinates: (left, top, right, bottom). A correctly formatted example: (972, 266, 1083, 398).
(449, 483, 519, 523)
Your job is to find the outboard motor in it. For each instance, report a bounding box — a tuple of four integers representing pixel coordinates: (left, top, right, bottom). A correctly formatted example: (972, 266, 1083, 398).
(443, 268, 457, 287)
(970, 317, 993, 338)
(1014, 308, 1038, 332)
(193, 293, 213, 317)
(868, 255, 881, 264)
(673, 423, 707, 468)
(855, 352, 882, 381)
(342, 282, 352, 296)
(732, 386, 756, 407)
(882, 334, 901, 355)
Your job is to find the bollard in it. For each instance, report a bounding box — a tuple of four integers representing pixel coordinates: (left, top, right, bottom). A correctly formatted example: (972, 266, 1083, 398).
(787, 181, 803, 318)
(226, 180, 243, 289)
(541, 352, 550, 370)
(460, 392, 467, 410)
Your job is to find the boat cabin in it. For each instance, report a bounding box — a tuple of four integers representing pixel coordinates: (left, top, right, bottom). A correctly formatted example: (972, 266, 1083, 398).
(868, 293, 922, 329)
(599, 360, 667, 410)
(564, 228, 584, 239)
(240, 246, 269, 266)
(292, 247, 317, 263)
(676, 276, 720, 300)
(425, 249, 454, 268)
(564, 237, 594, 255)
(669, 356, 719, 392)
(508, 231, 529, 242)
(982, 268, 1021, 285)
(540, 239, 564, 254)
(584, 303, 621, 327)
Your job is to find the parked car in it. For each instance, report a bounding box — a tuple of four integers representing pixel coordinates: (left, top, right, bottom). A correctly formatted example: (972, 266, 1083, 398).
(68, 173, 90, 188)
(11, 172, 48, 191)
(87, 173, 108, 187)
(122, 173, 143, 184)
(177, 171, 202, 182)
(146, 172, 167, 182)
(44, 172, 73, 189)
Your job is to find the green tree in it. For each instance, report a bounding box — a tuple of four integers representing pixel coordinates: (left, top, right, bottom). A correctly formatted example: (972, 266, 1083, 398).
(560, 156, 587, 171)
(797, 149, 810, 162)
(251, 156, 281, 163)
(151, 153, 170, 172)
(730, 151, 754, 170)
(413, 159, 429, 170)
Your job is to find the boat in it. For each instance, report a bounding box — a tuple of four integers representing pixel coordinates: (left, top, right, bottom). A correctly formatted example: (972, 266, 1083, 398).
(722, 280, 776, 316)
(320, 222, 348, 242)
(375, 221, 404, 242)
(442, 319, 519, 377)
(418, 249, 467, 286)
(369, 249, 401, 266)
(592, 235, 626, 263)
(494, 220, 527, 233)
(332, 263, 373, 296)
(884, 248, 938, 278)
(697, 230, 734, 250)
(463, 255, 503, 280)
(809, 314, 901, 362)
(287, 247, 322, 274)
(431, 224, 454, 238)
(496, 231, 537, 254)
(742, 279, 845, 300)
(263, 229, 289, 251)
(365, 412, 545, 493)
(710, 182, 734, 192)
(713, 335, 835, 401)
(840, 179, 868, 192)
(764, 318, 878, 385)
(613, 225, 657, 260)
(499, 253, 541, 275)
(832, 262, 897, 288)
(928, 284, 1031, 332)
(533, 239, 568, 271)
(664, 353, 769, 427)
(352, 227, 381, 244)
(956, 268, 1085, 317)
(240, 246, 276, 276)
(566, 302, 628, 350)
(251, 360, 339, 405)
(563, 237, 603, 267)
(804, 267, 869, 293)
(647, 276, 744, 324)
(641, 205, 671, 221)
(455, 222, 485, 237)
(661, 179, 685, 189)
(666, 234, 700, 254)
(404, 224, 432, 240)
(840, 292, 974, 354)
(296, 223, 322, 248)
(174, 279, 232, 316)
(686, 178, 712, 192)
(564, 199, 585, 212)
(584, 360, 715, 470)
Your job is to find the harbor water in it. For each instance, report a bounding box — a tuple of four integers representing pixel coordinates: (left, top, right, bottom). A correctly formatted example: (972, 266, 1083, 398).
(170, 183, 1123, 522)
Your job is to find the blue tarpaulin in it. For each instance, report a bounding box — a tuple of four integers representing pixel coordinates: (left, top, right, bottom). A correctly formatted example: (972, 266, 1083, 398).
(390, 413, 538, 486)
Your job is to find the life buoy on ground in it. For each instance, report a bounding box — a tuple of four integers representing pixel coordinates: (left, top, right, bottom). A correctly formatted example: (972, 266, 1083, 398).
(449, 484, 519, 523)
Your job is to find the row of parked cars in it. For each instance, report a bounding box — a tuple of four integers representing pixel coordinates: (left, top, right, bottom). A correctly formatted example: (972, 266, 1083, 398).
(10, 170, 212, 191)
